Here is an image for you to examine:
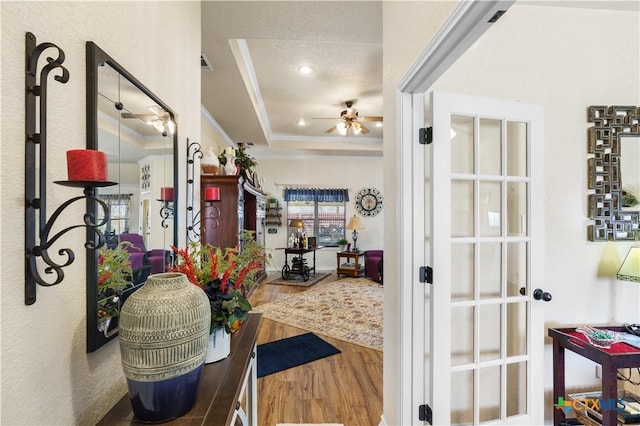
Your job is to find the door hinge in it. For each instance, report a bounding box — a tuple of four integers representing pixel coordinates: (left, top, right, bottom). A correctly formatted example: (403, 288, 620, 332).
(419, 127, 433, 145)
(419, 266, 433, 284)
(418, 404, 432, 424)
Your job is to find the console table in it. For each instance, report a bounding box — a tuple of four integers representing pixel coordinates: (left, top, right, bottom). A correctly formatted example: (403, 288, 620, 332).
(336, 251, 364, 278)
(98, 313, 262, 426)
(549, 326, 640, 426)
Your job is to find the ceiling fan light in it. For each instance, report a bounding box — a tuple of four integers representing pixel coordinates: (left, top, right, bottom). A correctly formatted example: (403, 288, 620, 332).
(336, 122, 348, 136)
(152, 120, 164, 132)
(167, 120, 176, 135)
(297, 118, 306, 126)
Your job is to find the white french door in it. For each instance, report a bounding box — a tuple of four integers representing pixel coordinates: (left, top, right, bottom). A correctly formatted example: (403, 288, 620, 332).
(425, 91, 546, 424)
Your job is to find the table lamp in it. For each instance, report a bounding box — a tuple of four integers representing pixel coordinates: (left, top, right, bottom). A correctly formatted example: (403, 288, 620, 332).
(346, 215, 364, 251)
(617, 247, 640, 283)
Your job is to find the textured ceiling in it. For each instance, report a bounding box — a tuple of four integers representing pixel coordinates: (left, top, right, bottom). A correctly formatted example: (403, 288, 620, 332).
(201, 1, 383, 157)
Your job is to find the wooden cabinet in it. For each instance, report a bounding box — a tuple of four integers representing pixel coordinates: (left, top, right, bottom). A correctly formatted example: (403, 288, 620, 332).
(200, 175, 266, 283)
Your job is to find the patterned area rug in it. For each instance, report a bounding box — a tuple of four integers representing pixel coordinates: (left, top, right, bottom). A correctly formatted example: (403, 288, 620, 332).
(267, 272, 331, 287)
(252, 277, 382, 351)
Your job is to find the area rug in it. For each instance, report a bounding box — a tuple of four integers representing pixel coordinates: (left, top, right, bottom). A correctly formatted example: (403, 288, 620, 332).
(267, 271, 331, 287)
(257, 333, 340, 378)
(252, 277, 382, 351)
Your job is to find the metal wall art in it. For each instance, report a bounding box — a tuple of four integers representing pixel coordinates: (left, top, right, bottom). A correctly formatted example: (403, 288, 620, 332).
(587, 105, 640, 241)
(25, 32, 116, 305)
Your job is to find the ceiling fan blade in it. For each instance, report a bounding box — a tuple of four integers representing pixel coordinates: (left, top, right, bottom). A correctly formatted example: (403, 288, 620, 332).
(361, 116, 383, 122)
(312, 117, 341, 120)
(147, 105, 166, 115)
(360, 123, 370, 134)
(325, 125, 337, 134)
(121, 112, 157, 120)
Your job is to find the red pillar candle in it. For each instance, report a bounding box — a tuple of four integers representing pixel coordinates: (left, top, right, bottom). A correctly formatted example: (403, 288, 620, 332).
(66, 149, 108, 182)
(204, 187, 220, 201)
(160, 187, 174, 201)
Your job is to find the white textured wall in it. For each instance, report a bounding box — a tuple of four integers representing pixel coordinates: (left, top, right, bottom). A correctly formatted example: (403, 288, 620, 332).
(382, 2, 458, 425)
(0, 2, 200, 424)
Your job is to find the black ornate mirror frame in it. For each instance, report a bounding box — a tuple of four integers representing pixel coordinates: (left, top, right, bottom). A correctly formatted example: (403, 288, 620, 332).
(85, 42, 178, 352)
(587, 105, 639, 241)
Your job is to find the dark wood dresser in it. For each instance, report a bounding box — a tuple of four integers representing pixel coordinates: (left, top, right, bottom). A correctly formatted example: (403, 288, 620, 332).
(98, 313, 262, 426)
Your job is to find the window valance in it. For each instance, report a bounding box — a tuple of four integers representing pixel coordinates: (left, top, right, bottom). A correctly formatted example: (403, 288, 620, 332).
(284, 188, 349, 202)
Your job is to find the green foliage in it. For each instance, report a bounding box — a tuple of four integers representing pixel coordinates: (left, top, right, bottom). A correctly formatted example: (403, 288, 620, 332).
(97, 242, 133, 320)
(170, 231, 268, 333)
(234, 143, 257, 172)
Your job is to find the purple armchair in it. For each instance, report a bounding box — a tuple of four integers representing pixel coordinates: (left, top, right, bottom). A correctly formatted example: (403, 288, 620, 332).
(119, 233, 170, 274)
(364, 250, 383, 284)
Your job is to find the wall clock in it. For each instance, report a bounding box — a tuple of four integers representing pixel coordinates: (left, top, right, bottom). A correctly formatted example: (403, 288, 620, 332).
(355, 187, 383, 216)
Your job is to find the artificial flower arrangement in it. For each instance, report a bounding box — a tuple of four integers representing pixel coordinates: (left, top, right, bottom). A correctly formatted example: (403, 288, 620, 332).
(97, 242, 133, 332)
(170, 231, 266, 334)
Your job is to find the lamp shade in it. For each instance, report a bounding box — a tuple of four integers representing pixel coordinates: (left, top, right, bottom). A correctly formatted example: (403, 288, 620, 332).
(618, 247, 640, 283)
(289, 219, 305, 229)
(346, 215, 364, 230)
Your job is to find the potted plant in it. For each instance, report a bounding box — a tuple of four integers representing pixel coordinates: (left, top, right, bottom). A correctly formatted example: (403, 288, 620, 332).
(170, 230, 267, 363)
(338, 238, 349, 252)
(96, 242, 133, 335)
(234, 143, 258, 175)
(267, 197, 278, 208)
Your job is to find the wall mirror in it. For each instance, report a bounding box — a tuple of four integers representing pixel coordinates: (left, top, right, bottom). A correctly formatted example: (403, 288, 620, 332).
(86, 42, 178, 352)
(587, 105, 639, 241)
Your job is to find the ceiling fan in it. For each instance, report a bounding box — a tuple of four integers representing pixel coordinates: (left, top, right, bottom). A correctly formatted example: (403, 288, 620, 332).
(314, 101, 382, 135)
(121, 105, 175, 136)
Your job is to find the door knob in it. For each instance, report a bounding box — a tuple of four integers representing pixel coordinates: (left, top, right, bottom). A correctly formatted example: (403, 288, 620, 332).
(533, 288, 552, 302)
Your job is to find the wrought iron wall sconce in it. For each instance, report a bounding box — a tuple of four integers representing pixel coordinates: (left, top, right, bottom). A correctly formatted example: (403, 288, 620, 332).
(25, 32, 116, 305)
(186, 139, 221, 243)
(158, 187, 174, 229)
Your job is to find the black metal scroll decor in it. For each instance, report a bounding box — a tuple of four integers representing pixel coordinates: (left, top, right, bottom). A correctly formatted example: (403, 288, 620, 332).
(587, 105, 640, 241)
(186, 139, 203, 242)
(185, 139, 220, 243)
(25, 32, 115, 305)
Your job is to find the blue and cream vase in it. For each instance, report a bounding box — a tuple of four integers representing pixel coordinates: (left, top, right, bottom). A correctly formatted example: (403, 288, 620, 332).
(119, 272, 211, 423)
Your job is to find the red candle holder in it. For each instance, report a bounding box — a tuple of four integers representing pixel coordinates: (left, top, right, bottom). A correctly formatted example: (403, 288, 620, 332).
(203, 187, 220, 201)
(66, 149, 108, 182)
(160, 187, 174, 201)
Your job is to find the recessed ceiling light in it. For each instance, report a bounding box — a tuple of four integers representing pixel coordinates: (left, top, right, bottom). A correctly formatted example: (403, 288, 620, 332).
(297, 65, 313, 74)
(375, 122, 383, 128)
(297, 118, 306, 126)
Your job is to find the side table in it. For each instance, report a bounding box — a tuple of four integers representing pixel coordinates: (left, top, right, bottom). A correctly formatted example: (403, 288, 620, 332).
(336, 251, 364, 278)
(549, 326, 640, 426)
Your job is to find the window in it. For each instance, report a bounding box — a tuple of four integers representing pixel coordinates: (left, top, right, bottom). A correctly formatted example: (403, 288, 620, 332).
(99, 193, 132, 235)
(284, 188, 349, 246)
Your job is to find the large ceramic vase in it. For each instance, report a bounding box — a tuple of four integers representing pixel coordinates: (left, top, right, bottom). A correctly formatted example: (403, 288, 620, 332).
(119, 272, 211, 423)
(205, 327, 231, 363)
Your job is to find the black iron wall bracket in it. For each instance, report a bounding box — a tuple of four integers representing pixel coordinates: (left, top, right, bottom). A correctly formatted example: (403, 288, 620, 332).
(25, 32, 115, 305)
(186, 138, 203, 242)
(185, 138, 221, 243)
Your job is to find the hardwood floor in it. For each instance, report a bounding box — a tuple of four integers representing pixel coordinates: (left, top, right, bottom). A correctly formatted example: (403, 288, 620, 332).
(249, 272, 383, 426)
